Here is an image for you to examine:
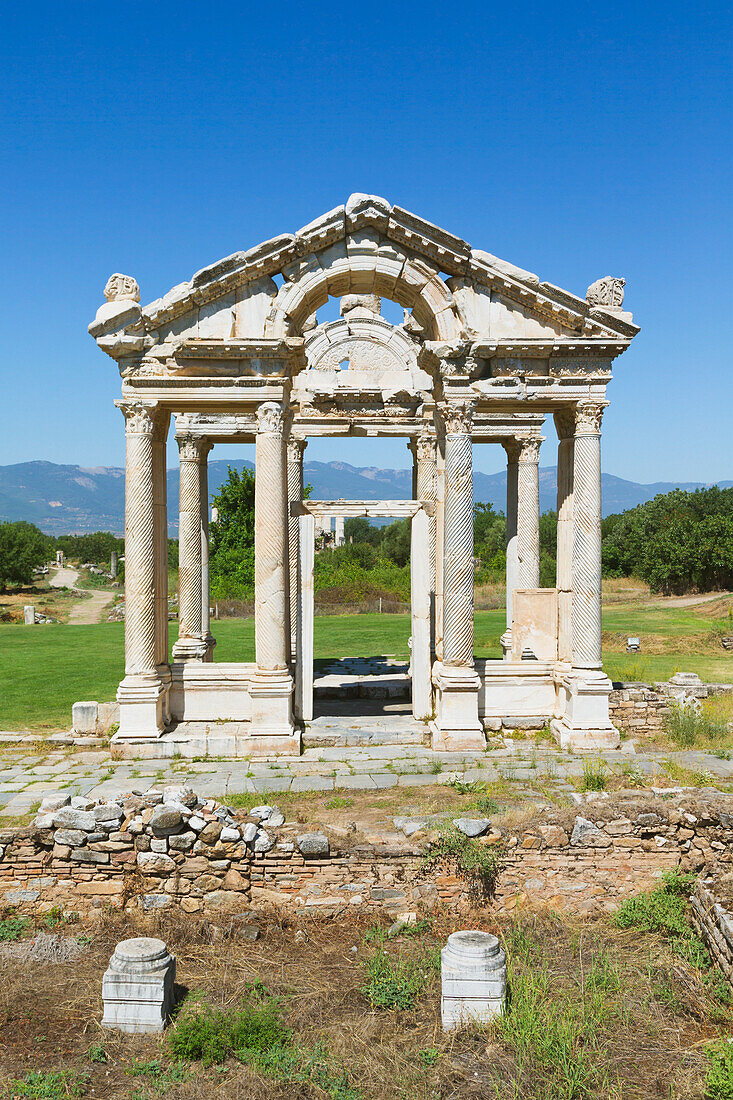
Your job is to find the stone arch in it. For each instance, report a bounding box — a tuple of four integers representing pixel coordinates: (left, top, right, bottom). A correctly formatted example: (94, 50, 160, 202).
(264, 238, 463, 342)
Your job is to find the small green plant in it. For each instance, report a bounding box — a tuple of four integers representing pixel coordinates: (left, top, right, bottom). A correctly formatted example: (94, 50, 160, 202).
(86, 1041, 108, 1064)
(448, 778, 484, 795)
(705, 1039, 733, 1099)
(418, 1047, 441, 1067)
(325, 796, 354, 809)
(423, 825, 501, 901)
(2, 1069, 88, 1098)
(168, 996, 290, 1067)
(612, 869, 695, 939)
(126, 1060, 189, 1098)
(360, 946, 436, 1011)
(429, 759, 443, 774)
(620, 760, 646, 787)
(664, 700, 728, 748)
(0, 913, 31, 941)
(580, 757, 609, 792)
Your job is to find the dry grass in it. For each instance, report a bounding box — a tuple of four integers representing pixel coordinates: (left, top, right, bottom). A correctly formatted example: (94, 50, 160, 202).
(0, 906, 728, 1099)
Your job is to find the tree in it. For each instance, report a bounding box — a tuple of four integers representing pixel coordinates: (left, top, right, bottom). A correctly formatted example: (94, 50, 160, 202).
(55, 531, 123, 565)
(209, 466, 256, 599)
(0, 521, 52, 591)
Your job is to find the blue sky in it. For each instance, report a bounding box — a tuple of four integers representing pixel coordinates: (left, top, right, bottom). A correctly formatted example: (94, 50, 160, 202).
(1, 0, 730, 483)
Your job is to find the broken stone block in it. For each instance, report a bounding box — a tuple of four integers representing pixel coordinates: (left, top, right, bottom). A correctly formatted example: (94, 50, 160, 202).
(296, 832, 330, 857)
(441, 930, 506, 1030)
(72, 701, 99, 735)
(101, 937, 175, 1033)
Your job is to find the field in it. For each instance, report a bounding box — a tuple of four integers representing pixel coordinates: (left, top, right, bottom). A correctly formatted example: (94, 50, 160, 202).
(0, 899, 730, 1100)
(0, 595, 731, 731)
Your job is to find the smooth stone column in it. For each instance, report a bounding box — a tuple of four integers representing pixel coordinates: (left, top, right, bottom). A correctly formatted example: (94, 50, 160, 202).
(172, 435, 207, 662)
(295, 512, 315, 722)
(287, 438, 307, 659)
(250, 402, 297, 753)
(441, 931, 506, 1030)
(432, 402, 483, 751)
(199, 441, 215, 661)
(516, 436, 542, 589)
(102, 937, 175, 1034)
(410, 507, 431, 719)
(555, 410, 575, 663)
(334, 515, 345, 546)
(116, 402, 165, 739)
(416, 432, 437, 656)
(500, 439, 520, 658)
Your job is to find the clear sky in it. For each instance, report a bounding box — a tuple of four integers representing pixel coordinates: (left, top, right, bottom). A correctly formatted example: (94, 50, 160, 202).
(1, 0, 731, 483)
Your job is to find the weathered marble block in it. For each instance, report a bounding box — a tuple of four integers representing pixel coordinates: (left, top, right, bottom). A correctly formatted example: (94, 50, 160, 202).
(102, 937, 175, 1033)
(441, 930, 506, 1030)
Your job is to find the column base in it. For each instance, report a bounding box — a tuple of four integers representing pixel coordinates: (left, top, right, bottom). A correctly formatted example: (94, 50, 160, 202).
(247, 668, 301, 757)
(171, 635, 209, 661)
(431, 662, 485, 752)
(552, 669, 620, 751)
(115, 674, 166, 741)
(201, 634, 216, 663)
(500, 630, 512, 660)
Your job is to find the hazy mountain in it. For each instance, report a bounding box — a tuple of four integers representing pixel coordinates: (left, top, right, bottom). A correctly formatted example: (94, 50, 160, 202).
(0, 459, 730, 535)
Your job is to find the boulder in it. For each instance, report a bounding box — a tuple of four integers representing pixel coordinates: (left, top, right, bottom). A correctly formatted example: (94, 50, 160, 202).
(267, 809, 285, 828)
(39, 794, 71, 814)
(254, 830, 274, 853)
(54, 829, 87, 847)
(94, 803, 124, 824)
(296, 832, 330, 857)
(453, 818, 492, 838)
(198, 821, 223, 845)
(149, 806, 183, 837)
(137, 851, 176, 874)
(249, 805, 273, 821)
(168, 832, 195, 852)
(163, 785, 197, 808)
(53, 808, 96, 832)
(220, 826, 241, 842)
(241, 823, 258, 843)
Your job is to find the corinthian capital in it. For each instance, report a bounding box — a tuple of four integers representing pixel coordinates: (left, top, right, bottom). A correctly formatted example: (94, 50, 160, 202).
(575, 400, 607, 434)
(287, 437, 307, 463)
(443, 400, 475, 435)
(257, 401, 284, 434)
(177, 434, 206, 462)
(118, 400, 158, 436)
(517, 436, 542, 463)
(416, 432, 436, 463)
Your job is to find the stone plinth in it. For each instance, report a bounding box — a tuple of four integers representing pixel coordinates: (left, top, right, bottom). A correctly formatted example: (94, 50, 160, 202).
(23, 605, 35, 625)
(102, 937, 175, 1034)
(441, 930, 506, 1030)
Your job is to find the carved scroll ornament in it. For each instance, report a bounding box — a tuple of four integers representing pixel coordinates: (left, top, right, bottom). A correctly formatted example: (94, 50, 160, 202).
(104, 273, 141, 303)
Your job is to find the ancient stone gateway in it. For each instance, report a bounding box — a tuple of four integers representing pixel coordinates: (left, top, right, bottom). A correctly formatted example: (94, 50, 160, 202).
(89, 193, 638, 757)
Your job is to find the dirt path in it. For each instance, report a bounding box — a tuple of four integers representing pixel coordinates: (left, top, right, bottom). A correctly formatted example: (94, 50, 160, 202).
(645, 591, 732, 609)
(49, 566, 115, 625)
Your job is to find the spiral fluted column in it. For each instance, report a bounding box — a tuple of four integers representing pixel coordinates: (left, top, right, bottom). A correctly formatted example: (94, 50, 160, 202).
(116, 401, 166, 739)
(517, 436, 542, 590)
(442, 418, 475, 667)
(571, 402, 605, 670)
(255, 403, 288, 672)
(172, 435, 207, 661)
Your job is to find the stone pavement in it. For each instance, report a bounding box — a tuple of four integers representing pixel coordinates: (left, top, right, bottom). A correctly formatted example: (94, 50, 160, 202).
(1, 715, 732, 818)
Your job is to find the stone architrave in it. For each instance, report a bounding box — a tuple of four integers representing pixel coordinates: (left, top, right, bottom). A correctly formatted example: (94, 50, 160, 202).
(249, 402, 298, 753)
(115, 401, 166, 740)
(432, 400, 483, 751)
(102, 937, 175, 1034)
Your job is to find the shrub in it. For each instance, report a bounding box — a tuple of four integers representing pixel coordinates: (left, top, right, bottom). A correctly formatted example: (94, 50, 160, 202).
(612, 869, 696, 939)
(168, 999, 290, 1066)
(664, 700, 728, 748)
(423, 825, 501, 901)
(580, 758, 609, 792)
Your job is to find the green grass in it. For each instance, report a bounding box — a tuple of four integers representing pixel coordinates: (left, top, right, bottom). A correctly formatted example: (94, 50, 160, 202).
(706, 1039, 733, 1099)
(0, 1069, 88, 1098)
(1, 602, 730, 729)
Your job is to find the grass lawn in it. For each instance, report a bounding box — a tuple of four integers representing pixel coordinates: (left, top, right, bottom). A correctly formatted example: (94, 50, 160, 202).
(1, 603, 730, 731)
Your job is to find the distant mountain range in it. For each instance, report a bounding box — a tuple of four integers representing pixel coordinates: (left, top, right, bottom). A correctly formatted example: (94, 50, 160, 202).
(1, 459, 730, 535)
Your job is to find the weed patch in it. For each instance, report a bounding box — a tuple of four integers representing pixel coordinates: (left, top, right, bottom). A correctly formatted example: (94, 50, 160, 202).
(706, 1039, 733, 1099)
(580, 757, 609, 791)
(423, 824, 501, 901)
(1, 1069, 88, 1098)
(0, 913, 31, 941)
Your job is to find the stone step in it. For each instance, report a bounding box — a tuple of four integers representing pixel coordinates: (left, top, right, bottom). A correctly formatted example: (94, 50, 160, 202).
(303, 727, 426, 748)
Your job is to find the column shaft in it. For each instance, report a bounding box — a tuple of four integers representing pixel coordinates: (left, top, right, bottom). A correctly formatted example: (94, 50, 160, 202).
(517, 437, 541, 589)
(152, 417, 170, 668)
(571, 403, 605, 670)
(442, 418, 475, 667)
(122, 408, 158, 677)
(555, 411, 575, 662)
(173, 435, 206, 660)
(416, 433, 437, 654)
(434, 435, 446, 661)
(255, 403, 288, 671)
(199, 442, 214, 659)
(287, 439, 306, 658)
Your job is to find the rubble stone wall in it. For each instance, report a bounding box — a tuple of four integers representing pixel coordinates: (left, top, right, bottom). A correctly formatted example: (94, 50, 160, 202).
(609, 679, 732, 738)
(2, 788, 733, 919)
(691, 879, 733, 991)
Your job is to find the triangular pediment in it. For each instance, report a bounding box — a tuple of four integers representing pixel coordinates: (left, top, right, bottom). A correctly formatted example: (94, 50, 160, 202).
(90, 194, 639, 359)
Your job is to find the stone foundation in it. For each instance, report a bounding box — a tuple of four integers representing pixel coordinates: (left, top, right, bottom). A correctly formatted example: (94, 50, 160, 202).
(691, 878, 733, 992)
(3, 788, 733, 920)
(609, 678, 733, 739)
